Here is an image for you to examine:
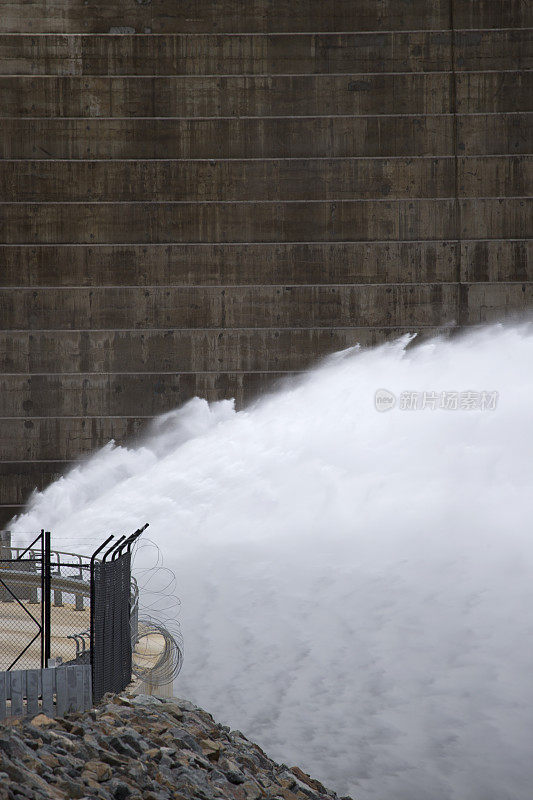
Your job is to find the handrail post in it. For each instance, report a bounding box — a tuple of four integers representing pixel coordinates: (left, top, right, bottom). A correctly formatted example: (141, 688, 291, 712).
(0, 531, 12, 602)
(53, 551, 63, 607)
(0, 530, 11, 560)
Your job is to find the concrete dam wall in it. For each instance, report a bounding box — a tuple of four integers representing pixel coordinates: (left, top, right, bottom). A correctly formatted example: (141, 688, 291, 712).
(0, 0, 531, 526)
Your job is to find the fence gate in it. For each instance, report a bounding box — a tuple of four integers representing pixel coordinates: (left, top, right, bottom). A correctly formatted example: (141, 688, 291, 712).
(0, 530, 51, 671)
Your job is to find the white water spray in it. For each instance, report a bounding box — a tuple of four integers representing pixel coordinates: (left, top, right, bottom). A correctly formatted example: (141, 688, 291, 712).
(10, 322, 533, 800)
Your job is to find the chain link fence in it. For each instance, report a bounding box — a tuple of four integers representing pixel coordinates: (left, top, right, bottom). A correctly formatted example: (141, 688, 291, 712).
(0, 525, 185, 708)
(91, 543, 134, 701)
(0, 529, 146, 700)
(0, 531, 44, 671)
(0, 530, 93, 671)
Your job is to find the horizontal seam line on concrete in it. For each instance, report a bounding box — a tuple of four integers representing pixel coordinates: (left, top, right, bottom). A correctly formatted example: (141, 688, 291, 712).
(2, 197, 531, 204)
(4, 155, 532, 160)
(1, 282, 530, 290)
(0, 371, 442, 378)
(0, 238, 528, 244)
(1, 29, 531, 36)
(1, 154, 529, 162)
(1, 113, 531, 121)
(3, 196, 533, 204)
(0, 157, 464, 163)
(1, 69, 531, 75)
(2, 239, 528, 245)
(4, 69, 532, 77)
(1, 29, 530, 35)
(3, 366, 488, 380)
(0, 461, 73, 465)
(0, 324, 458, 332)
(0, 408, 300, 419)
(0, 238, 529, 246)
(0, 360, 508, 376)
(0, 365, 449, 376)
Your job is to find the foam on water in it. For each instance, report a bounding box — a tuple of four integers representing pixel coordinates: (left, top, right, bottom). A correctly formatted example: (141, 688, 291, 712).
(10, 322, 533, 800)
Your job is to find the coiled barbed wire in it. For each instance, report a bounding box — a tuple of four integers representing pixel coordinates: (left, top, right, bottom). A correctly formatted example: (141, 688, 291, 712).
(130, 537, 183, 686)
(131, 537, 181, 620)
(132, 616, 183, 685)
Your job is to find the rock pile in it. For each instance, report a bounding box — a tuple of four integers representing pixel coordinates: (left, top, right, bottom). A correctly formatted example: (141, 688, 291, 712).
(0, 693, 352, 800)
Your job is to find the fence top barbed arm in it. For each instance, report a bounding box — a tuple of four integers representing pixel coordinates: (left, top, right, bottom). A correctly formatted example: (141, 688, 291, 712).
(116, 524, 148, 560)
(103, 535, 125, 562)
(90, 536, 114, 570)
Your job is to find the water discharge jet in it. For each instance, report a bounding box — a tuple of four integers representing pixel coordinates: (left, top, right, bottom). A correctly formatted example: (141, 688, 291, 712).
(10, 321, 533, 800)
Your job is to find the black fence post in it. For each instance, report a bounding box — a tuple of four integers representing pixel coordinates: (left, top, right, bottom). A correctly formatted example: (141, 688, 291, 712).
(40, 530, 45, 669)
(43, 531, 52, 667)
(90, 535, 114, 700)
